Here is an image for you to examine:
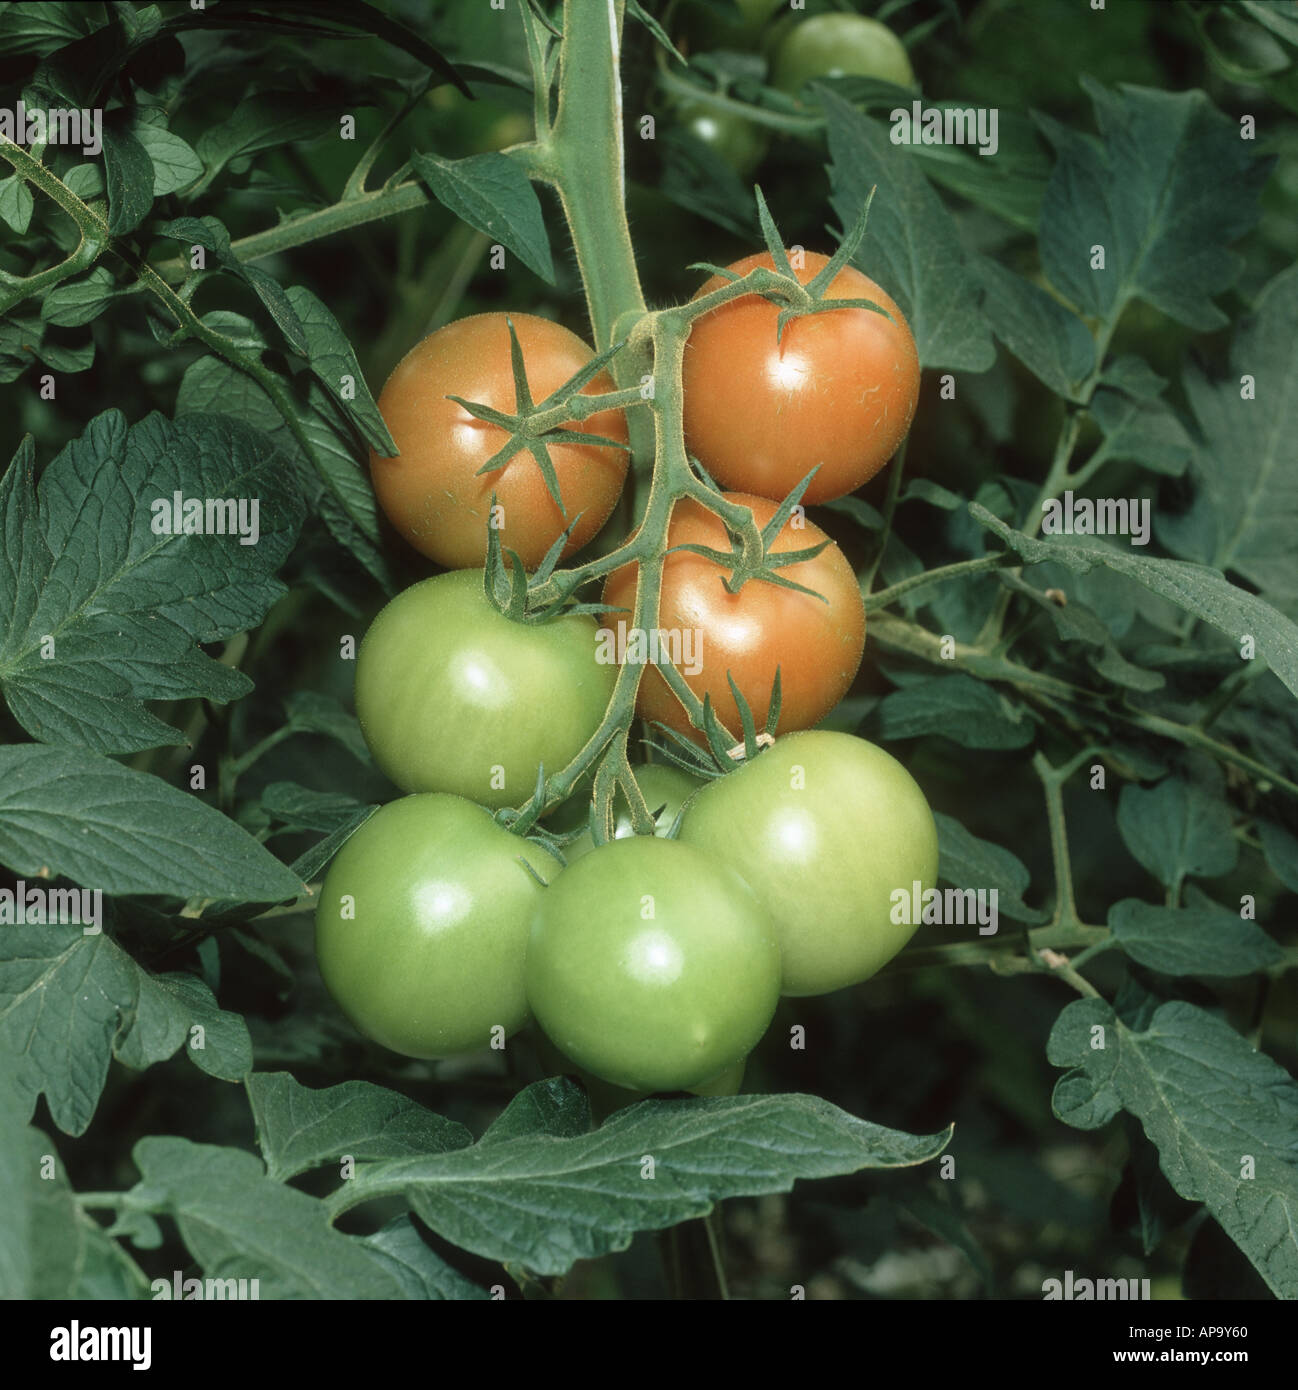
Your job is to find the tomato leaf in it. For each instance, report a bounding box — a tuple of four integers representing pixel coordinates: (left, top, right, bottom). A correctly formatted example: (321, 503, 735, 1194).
(0, 412, 302, 752)
(0, 925, 254, 1136)
(1107, 898, 1282, 977)
(412, 151, 555, 284)
(247, 1073, 471, 1182)
(971, 504, 1298, 701)
(1048, 998, 1298, 1299)
(1036, 79, 1271, 331)
(330, 1081, 952, 1277)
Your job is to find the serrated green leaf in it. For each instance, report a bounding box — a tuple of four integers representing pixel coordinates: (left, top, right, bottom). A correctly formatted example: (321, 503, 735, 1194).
(1048, 998, 1298, 1298)
(1037, 80, 1270, 329)
(412, 151, 554, 283)
(0, 746, 302, 902)
(127, 1138, 416, 1298)
(1116, 766, 1238, 890)
(479, 1075, 594, 1145)
(1108, 898, 1282, 976)
(39, 266, 133, 327)
(0, 410, 303, 751)
(933, 812, 1046, 925)
(975, 256, 1095, 399)
(821, 90, 995, 373)
(0, 173, 34, 234)
(971, 504, 1298, 700)
(100, 124, 153, 235)
(873, 673, 1034, 749)
(0, 926, 254, 1136)
(337, 1083, 951, 1276)
(247, 1074, 472, 1182)
(1157, 265, 1298, 609)
(1089, 387, 1192, 475)
(359, 1218, 487, 1300)
(133, 121, 202, 195)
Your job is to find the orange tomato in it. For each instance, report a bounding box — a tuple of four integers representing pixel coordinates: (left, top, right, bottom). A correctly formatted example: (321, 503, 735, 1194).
(602, 491, 864, 742)
(682, 251, 919, 504)
(370, 313, 628, 569)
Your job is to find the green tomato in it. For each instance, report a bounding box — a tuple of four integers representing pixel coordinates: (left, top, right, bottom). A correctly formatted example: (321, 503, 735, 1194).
(565, 763, 703, 863)
(678, 730, 938, 996)
(689, 1057, 746, 1096)
(534, 1031, 745, 1118)
(678, 99, 769, 178)
(526, 836, 780, 1092)
(355, 570, 614, 809)
(773, 13, 914, 93)
(735, 0, 785, 24)
(315, 794, 555, 1058)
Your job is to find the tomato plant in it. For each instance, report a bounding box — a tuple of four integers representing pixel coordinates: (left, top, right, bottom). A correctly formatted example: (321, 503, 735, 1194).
(603, 491, 864, 741)
(354, 569, 614, 808)
(525, 836, 781, 1092)
(682, 251, 920, 503)
(370, 312, 629, 569)
(565, 762, 701, 860)
(773, 13, 915, 93)
(315, 794, 554, 1058)
(678, 731, 939, 996)
(8, 0, 1297, 1317)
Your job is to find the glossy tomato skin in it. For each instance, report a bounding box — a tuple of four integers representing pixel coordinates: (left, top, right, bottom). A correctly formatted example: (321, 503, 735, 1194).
(565, 763, 702, 861)
(315, 794, 555, 1058)
(355, 569, 614, 809)
(678, 731, 938, 996)
(370, 313, 629, 569)
(534, 1031, 744, 1119)
(678, 100, 769, 178)
(526, 836, 781, 1092)
(682, 251, 919, 504)
(773, 14, 914, 92)
(602, 491, 865, 742)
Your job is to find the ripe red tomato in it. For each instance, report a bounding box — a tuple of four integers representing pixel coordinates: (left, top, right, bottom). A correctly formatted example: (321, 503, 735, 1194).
(601, 491, 864, 742)
(370, 312, 629, 569)
(681, 251, 919, 503)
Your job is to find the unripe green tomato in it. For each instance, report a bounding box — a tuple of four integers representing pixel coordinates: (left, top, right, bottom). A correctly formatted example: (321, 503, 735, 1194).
(689, 1057, 747, 1096)
(735, 0, 785, 24)
(773, 13, 914, 93)
(534, 1032, 745, 1117)
(315, 794, 555, 1058)
(678, 730, 938, 996)
(526, 836, 781, 1092)
(565, 763, 703, 863)
(678, 99, 769, 178)
(354, 570, 614, 809)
